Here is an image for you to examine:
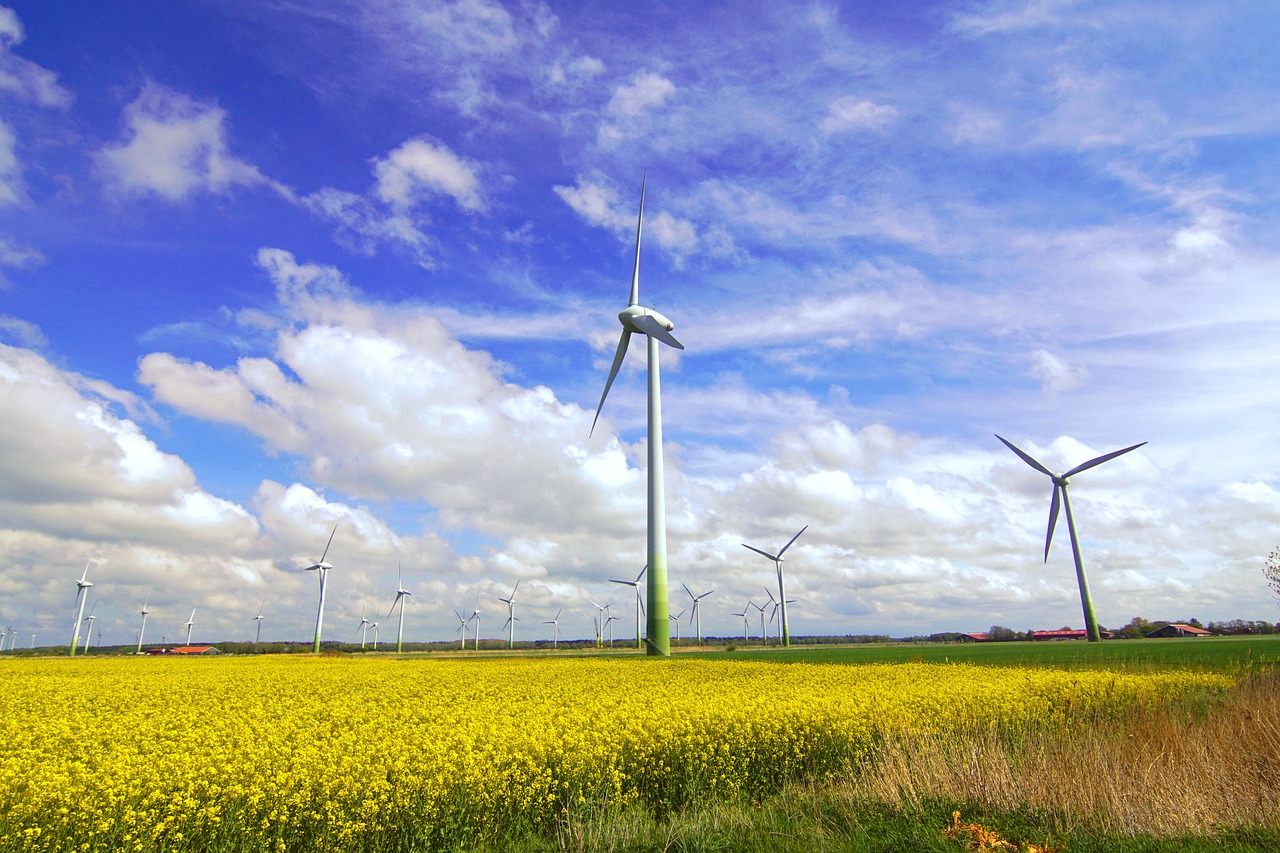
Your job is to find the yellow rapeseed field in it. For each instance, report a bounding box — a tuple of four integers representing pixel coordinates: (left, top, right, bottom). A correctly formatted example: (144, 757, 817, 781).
(0, 656, 1229, 852)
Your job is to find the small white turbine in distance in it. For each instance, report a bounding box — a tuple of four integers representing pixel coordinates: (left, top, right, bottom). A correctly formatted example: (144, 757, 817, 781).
(669, 609, 684, 643)
(136, 596, 151, 654)
(370, 621, 380, 650)
(184, 609, 196, 645)
(69, 561, 93, 657)
(389, 563, 412, 653)
(468, 601, 482, 651)
(996, 435, 1147, 643)
(358, 607, 371, 649)
(454, 610, 469, 650)
(590, 173, 684, 658)
(253, 601, 265, 645)
(305, 523, 338, 654)
(82, 603, 97, 653)
(609, 565, 647, 650)
(543, 608, 562, 650)
(499, 581, 520, 650)
(682, 583, 714, 646)
(742, 525, 807, 648)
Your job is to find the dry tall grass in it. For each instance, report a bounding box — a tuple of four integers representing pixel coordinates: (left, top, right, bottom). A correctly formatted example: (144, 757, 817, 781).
(842, 672, 1280, 836)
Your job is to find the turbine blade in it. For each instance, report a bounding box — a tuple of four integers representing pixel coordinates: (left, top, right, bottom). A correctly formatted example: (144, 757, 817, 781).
(591, 330, 631, 437)
(778, 525, 809, 557)
(1063, 441, 1148, 478)
(319, 522, 338, 564)
(682, 582, 694, 600)
(635, 564, 647, 583)
(1045, 484, 1061, 562)
(629, 171, 646, 308)
(996, 435, 1055, 478)
(631, 313, 684, 350)
(742, 543, 777, 560)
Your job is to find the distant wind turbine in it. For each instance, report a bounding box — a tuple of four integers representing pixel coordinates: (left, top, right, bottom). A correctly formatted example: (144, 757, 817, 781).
(734, 603, 751, 642)
(389, 563, 412, 653)
(358, 607, 371, 649)
(682, 583, 714, 645)
(305, 523, 338, 654)
(669, 609, 684, 643)
(183, 609, 196, 645)
(751, 601, 766, 645)
(996, 435, 1147, 643)
(604, 613, 619, 647)
(137, 597, 151, 653)
(69, 561, 93, 657)
(590, 173, 684, 658)
(468, 600, 482, 651)
(543, 609, 562, 650)
(609, 565, 647, 650)
(743, 525, 807, 647)
(454, 610, 469, 650)
(500, 581, 520, 649)
(370, 621, 380, 650)
(82, 603, 98, 653)
(253, 601, 265, 645)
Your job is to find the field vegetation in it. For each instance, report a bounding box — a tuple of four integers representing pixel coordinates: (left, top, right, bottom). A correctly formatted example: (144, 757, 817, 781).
(0, 648, 1276, 852)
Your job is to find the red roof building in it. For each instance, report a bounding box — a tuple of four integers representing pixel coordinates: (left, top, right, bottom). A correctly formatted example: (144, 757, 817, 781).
(1145, 623, 1212, 638)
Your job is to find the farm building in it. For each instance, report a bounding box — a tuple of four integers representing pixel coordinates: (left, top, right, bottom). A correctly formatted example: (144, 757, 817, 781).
(169, 645, 222, 655)
(957, 633, 990, 642)
(1145, 623, 1212, 638)
(1032, 629, 1115, 641)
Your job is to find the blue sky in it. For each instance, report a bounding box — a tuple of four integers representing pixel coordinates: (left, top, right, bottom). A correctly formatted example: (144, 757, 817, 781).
(1, 0, 1278, 647)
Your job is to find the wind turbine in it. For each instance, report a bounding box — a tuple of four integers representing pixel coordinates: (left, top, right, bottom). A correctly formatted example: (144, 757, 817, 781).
(468, 602, 481, 651)
(136, 597, 151, 653)
(499, 581, 520, 650)
(751, 601, 766, 645)
(669, 609, 684, 643)
(734, 603, 751, 642)
(764, 588, 795, 646)
(609, 565, 647, 650)
(305, 523, 338, 654)
(604, 613, 620, 647)
(682, 583, 714, 645)
(69, 561, 93, 656)
(388, 564, 412, 653)
(358, 607, 371, 649)
(996, 435, 1147, 643)
(249, 601, 265, 645)
(184, 609, 196, 645)
(454, 610, 469, 650)
(590, 173, 684, 658)
(543, 609, 562, 650)
(743, 525, 807, 647)
(82, 603, 97, 653)
(370, 621, 380, 649)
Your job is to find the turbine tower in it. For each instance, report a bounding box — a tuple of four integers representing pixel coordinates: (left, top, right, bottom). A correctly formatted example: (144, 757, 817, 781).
(609, 565, 647, 650)
(69, 561, 93, 656)
(253, 601, 265, 645)
(500, 581, 520, 650)
(183, 609, 196, 645)
(590, 173, 684, 658)
(454, 610, 469, 650)
(305, 523, 338, 654)
(389, 564, 412, 653)
(136, 597, 150, 653)
(742, 525, 807, 647)
(682, 583, 714, 646)
(82, 603, 97, 653)
(996, 435, 1147, 643)
(468, 602, 481, 651)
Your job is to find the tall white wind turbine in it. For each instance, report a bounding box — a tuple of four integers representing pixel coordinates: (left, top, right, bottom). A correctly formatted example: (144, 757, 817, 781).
(183, 609, 196, 645)
(500, 581, 519, 650)
(590, 173, 684, 658)
(996, 435, 1146, 643)
(742, 525, 807, 647)
(136, 597, 150, 653)
(305, 523, 338, 654)
(253, 601, 265, 645)
(682, 583, 714, 646)
(609, 565, 647, 650)
(69, 561, 93, 656)
(389, 564, 412, 653)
